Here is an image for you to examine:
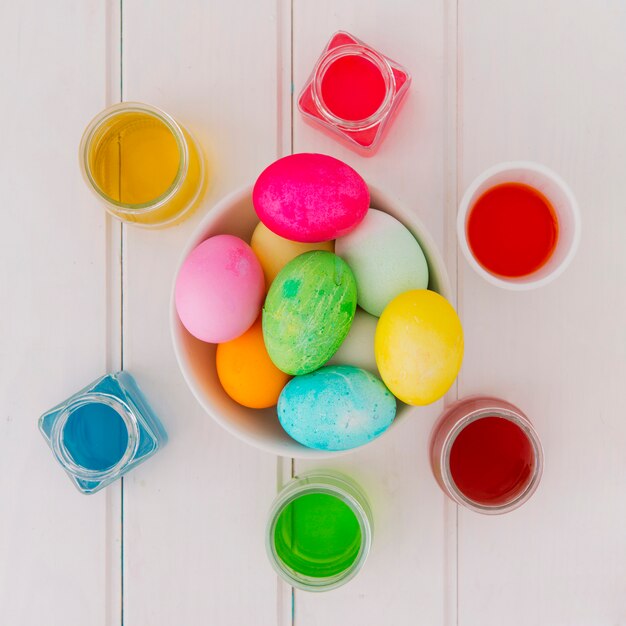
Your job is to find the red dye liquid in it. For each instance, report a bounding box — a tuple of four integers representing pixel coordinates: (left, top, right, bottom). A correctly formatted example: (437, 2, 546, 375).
(320, 55, 386, 122)
(467, 183, 559, 278)
(449, 416, 534, 506)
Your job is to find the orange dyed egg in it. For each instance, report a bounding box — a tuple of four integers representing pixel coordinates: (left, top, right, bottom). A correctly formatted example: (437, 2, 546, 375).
(216, 317, 291, 409)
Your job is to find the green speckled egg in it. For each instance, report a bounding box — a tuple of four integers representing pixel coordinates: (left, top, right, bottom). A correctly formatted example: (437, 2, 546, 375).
(262, 251, 357, 375)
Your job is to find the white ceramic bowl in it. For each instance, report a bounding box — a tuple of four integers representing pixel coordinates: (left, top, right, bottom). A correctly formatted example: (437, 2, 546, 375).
(171, 184, 452, 458)
(457, 161, 581, 290)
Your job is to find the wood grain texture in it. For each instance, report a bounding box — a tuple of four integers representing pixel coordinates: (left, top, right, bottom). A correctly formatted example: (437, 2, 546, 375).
(457, 1, 626, 624)
(291, 1, 454, 624)
(120, 1, 284, 624)
(0, 1, 119, 624)
(3, 1, 626, 624)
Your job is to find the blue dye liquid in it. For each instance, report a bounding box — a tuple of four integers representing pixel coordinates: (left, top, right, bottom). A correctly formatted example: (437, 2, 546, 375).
(40, 372, 166, 493)
(62, 403, 129, 471)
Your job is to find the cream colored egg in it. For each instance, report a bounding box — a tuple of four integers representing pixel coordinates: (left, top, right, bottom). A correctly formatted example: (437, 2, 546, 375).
(250, 221, 334, 289)
(328, 308, 379, 375)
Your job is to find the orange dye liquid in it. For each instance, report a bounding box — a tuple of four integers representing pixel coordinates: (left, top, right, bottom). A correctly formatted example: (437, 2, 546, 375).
(87, 110, 203, 226)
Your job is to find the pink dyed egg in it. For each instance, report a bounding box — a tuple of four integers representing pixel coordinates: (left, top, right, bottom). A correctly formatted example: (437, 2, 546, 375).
(252, 153, 369, 242)
(175, 235, 264, 343)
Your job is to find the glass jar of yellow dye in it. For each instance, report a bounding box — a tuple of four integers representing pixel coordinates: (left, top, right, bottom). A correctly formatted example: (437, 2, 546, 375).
(266, 472, 373, 591)
(79, 102, 205, 228)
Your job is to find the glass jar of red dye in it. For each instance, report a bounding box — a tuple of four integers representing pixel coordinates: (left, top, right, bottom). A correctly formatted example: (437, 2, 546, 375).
(429, 396, 544, 514)
(298, 31, 411, 154)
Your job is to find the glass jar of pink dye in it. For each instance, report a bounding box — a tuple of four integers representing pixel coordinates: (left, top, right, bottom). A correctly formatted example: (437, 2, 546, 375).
(298, 31, 411, 154)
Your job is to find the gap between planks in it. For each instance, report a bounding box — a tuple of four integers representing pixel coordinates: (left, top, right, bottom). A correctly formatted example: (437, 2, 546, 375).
(104, 1, 124, 625)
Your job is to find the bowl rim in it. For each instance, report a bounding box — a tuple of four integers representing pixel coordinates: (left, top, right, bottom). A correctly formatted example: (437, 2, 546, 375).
(170, 183, 452, 457)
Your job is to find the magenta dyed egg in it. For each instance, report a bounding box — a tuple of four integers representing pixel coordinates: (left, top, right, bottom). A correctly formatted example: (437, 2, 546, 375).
(175, 235, 264, 343)
(252, 153, 369, 243)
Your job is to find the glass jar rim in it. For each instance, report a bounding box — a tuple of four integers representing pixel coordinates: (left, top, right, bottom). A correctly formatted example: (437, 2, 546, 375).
(50, 393, 140, 481)
(440, 408, 544, 515)
(266, 472, 373, 591)
(312, 44, 396, 130)
(79, 101, 189, 214)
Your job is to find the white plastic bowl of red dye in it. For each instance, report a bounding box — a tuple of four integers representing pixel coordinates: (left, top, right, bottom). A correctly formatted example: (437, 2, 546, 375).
(170, 184, 451, 458)
(457, 161, 581, 290)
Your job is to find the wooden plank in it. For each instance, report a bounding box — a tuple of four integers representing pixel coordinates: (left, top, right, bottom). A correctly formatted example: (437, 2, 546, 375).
(0, 1, 119, 624)
(120, 1, 284, 623)
(105, 3, 124, 624)
(457, 1, 626, 624)
(291, 1, 454, 623)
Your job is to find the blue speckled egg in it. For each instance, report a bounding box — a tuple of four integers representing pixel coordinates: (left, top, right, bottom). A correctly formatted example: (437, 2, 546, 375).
(277, 365, 396, 451)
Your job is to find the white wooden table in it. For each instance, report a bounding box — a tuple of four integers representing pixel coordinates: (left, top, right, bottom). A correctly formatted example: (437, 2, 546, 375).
(2, 1, 625, 624)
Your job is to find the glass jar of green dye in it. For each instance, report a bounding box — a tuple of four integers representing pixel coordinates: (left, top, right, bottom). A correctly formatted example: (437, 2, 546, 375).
(266, 472, 373, 591)
(39, 371, 167, 494)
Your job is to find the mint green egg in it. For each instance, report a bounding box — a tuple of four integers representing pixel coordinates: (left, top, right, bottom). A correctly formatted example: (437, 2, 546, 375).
(262, 251, 357, 375)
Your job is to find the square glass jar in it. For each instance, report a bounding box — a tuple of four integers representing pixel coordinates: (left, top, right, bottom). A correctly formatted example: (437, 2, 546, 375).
(39, 371, 167, 494)
(298, 31, 411, 154)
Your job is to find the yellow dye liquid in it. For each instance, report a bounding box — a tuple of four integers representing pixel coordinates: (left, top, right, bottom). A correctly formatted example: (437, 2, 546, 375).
(87, 110, 203, 226)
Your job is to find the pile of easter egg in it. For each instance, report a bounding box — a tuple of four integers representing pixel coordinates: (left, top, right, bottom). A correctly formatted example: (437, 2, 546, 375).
(175, 153, 463, 452)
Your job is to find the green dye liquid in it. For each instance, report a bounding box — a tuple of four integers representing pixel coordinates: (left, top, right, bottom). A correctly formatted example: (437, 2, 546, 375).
(273, 492, 362, 578)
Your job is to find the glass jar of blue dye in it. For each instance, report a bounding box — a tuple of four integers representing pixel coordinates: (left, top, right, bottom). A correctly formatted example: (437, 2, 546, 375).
(39, 371, 167, 494)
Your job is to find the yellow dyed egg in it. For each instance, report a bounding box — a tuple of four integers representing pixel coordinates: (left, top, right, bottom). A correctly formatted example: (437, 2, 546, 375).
(250, 221, 334, 288)
(375, 290, 463, 405)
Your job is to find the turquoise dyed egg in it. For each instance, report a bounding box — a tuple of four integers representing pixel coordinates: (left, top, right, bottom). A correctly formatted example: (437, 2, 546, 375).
(277, 365, 397, 451)
(263, 251, 357, 375)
